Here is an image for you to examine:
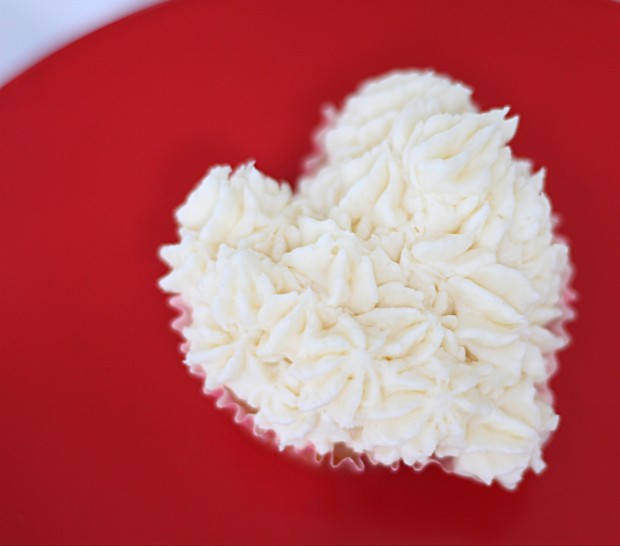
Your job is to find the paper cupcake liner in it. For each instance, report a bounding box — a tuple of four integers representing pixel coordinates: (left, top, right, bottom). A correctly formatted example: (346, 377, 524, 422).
(538, 225, 577, 408)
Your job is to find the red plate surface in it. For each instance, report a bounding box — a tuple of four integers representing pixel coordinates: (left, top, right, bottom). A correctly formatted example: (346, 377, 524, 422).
(1, 1, 619, 544)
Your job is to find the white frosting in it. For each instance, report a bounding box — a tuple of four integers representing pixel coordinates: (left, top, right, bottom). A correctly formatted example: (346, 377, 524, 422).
(160, 70, 571, 489)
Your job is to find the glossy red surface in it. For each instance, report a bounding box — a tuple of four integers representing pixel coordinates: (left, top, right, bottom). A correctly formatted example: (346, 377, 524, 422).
(1, 1, 619, 544)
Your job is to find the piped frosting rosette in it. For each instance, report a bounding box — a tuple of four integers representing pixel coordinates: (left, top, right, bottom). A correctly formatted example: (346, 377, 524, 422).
(160, 70, 573, 489)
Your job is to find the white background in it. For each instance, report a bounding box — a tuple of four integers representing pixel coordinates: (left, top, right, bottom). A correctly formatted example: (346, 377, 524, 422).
(0, 0, 162, 87)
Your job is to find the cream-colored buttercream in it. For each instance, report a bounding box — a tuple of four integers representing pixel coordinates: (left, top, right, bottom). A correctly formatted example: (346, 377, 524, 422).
(160, 70, 571, 489)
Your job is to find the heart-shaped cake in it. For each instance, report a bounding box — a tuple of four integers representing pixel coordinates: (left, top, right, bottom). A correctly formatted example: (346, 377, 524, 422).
(159, 70, 572, 489)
